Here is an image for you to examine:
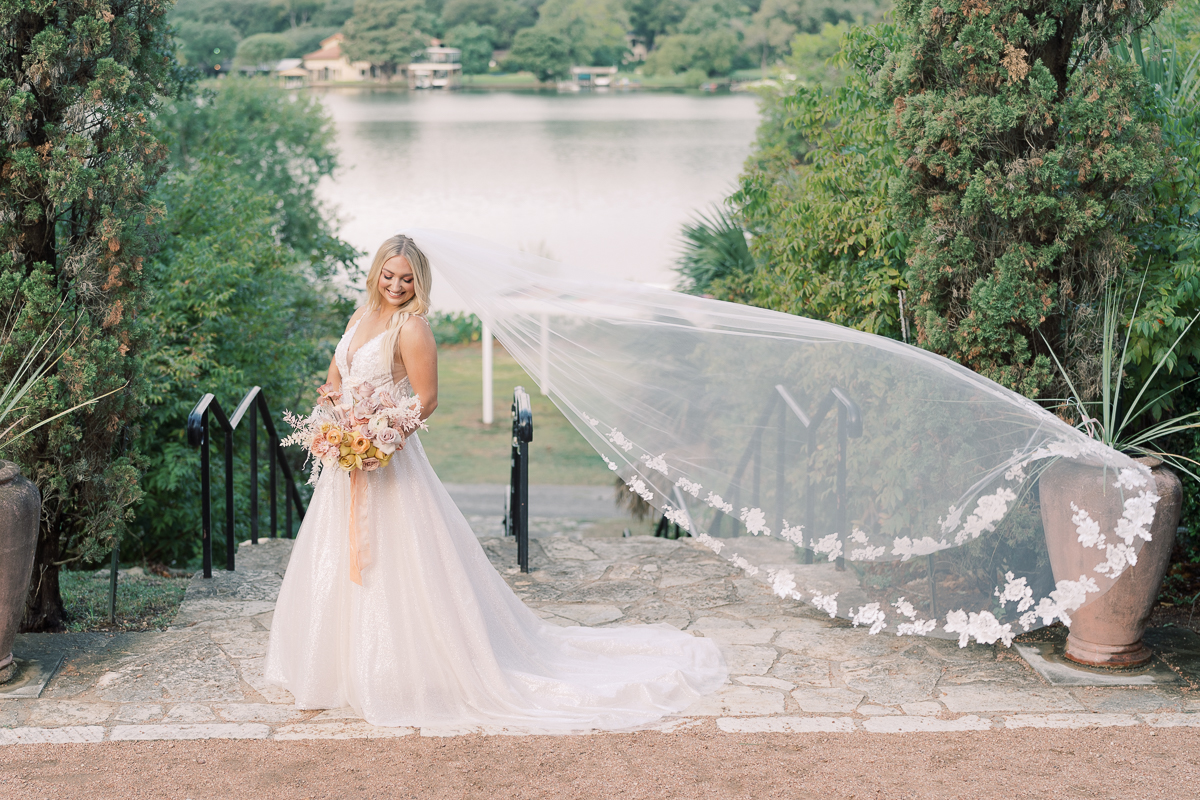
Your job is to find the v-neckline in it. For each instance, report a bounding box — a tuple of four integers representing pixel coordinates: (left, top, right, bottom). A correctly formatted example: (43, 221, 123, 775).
(346, 320, 388, 372)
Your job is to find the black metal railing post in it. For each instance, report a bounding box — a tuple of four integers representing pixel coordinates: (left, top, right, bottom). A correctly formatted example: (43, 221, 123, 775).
(249, 399, 259, 545)
(507, 386, 533, 573)
(199, 400, 212, 578)
(775, 385, 862, 568)
(188, 386, 308, 578)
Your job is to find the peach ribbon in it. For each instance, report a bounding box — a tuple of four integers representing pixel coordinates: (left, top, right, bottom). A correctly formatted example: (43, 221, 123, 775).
(348, 469, 369, 585)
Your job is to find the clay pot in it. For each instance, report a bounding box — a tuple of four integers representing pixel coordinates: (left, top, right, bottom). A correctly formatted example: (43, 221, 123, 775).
(0, 460, 39, 683)
(1040, 456, 1181, 668)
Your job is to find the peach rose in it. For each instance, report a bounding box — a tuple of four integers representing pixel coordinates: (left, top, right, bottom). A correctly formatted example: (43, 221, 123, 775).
(350, 433, 371, 455)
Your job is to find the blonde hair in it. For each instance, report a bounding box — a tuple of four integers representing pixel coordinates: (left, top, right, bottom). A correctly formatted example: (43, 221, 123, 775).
(364, 234, 432, 363)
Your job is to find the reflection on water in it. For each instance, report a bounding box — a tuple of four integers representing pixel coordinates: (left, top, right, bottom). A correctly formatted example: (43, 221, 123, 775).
(315, 89, 760, 309)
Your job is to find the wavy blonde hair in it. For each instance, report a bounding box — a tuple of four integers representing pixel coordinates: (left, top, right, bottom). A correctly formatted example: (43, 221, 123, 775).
(364, 234, 432, 363)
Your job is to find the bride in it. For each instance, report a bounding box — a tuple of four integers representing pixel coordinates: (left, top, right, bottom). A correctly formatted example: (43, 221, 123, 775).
(263, 234, 728, 731)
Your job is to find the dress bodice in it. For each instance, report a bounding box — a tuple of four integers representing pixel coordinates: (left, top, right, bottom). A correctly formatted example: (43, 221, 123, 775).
(335, 317, 411, 398)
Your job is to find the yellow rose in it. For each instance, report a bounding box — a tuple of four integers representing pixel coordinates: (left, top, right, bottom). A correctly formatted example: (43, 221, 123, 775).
(339, 444, 352, 457)
(338, 454, 355, 470)
(364, 444, 377, 458)
(377, 452, 391, 467)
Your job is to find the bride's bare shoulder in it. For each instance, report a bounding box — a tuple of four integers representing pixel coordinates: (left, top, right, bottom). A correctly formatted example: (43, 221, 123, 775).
(398, 314, 435, 348)
(345, 307, 368, 332)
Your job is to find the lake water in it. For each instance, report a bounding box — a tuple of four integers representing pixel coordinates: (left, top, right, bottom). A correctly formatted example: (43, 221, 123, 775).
(315, 89, 761, 310)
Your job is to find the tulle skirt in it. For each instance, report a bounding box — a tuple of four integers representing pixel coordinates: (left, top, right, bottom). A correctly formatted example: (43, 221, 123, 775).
(263, 434, 727, 731)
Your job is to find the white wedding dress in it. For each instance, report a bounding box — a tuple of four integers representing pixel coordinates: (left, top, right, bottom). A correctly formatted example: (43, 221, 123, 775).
(263, 317, 727, 731)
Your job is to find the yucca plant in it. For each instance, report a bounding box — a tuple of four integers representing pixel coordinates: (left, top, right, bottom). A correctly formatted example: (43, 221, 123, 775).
(1044, 280, 1200, 481)
(0, 303, 122, 455)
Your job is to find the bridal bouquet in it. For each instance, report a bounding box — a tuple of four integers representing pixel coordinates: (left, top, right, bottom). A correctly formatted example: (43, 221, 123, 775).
(283, 380, 426, 483)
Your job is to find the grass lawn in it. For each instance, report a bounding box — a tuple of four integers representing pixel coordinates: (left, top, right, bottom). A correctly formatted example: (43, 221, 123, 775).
(60, 569, 190, 632)
(421, 342, 614, 485)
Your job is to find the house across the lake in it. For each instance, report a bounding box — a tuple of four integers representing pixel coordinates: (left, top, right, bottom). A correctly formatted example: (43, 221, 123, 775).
(303, 33, 374, 83)
(568, 66, 619, 89)
(408, 46, 463, 89)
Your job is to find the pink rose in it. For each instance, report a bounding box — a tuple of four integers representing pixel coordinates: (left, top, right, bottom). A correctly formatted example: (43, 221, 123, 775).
(358, 395, 381, 414)
(317, 383, 341, 406)
(354, 381, 375, 399)
(360, 457, 381, 472)
(375, 387, 398, 408)
(375, 426, 402, 455)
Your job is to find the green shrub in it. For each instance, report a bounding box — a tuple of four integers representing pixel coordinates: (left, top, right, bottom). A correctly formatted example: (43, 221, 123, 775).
(430, 312, 483, 345)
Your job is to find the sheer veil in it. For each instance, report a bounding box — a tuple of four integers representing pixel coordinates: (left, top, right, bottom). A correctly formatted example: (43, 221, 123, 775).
(410, 229, 1161, 647)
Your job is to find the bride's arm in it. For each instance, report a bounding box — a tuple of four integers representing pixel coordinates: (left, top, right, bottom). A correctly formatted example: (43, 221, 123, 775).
(326, 309, 367, 391)
(398, 317, 438, 420)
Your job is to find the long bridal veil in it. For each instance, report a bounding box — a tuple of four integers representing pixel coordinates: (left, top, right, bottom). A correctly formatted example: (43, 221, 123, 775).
(411, 229, 1161, 648)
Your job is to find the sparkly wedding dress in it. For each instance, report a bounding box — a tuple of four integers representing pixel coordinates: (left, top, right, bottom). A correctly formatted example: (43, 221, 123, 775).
(263, 317, 727, 731)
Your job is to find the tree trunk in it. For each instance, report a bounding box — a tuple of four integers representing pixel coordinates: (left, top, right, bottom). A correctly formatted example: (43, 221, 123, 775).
(21, 512, 65, 632)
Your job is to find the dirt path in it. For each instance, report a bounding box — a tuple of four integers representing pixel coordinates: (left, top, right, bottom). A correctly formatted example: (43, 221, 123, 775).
(2, 724, 1196, 800)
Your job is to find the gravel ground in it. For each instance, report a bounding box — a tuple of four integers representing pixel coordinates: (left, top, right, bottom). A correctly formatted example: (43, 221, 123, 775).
(2, 723, 1197, 799)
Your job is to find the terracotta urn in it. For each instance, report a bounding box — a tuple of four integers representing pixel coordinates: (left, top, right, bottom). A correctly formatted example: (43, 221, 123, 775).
(0, 460, 39, 683)
(1040, 456, 1181, 668)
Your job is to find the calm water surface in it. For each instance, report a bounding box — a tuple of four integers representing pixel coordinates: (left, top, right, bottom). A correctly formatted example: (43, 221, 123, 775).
(315, 89, 760, 309)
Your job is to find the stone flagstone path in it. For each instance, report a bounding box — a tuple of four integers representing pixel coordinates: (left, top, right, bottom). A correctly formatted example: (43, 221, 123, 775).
(3, 529, 1199, 744)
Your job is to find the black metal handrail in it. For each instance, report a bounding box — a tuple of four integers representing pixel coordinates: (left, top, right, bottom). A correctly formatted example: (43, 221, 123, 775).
(187, 387, 308, 578)
(506, 386, 533, 572)
(776, 385, 863, 570)
(707, 385, 862, 570)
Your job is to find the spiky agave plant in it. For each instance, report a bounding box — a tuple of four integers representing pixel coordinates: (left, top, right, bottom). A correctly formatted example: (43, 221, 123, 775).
(0, 301, 122, 454)
(1044, 280, 1200, 481)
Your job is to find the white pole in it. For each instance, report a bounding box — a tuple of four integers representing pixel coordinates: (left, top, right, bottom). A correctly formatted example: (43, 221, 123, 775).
(539, 313, 550, 395)
(481, 320, 494, 425)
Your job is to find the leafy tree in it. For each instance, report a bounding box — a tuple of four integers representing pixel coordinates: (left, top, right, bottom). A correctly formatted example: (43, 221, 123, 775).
(235, 32, 293, 67)
(643, 2, 750, 77)
(171, 0, 288, 38)
(274, 0, 325, 28)
(535, 0, 629, 66)
(505, 28, 571, 81)
(0, 0, 180, 631)
(785, 22, 851, 86)
(135, 79, 356, 566)
(279, 25, 341, 57)
(135, 156, 349, 566)
(174, 19, 239, 70)
(342, 0, 436, 78)
(626, 0, 691, 50)
(311, 0, 357, 27)
(880, 0, 1170, 397)
(729, 26, 908, 335)
(445, 22, 498, 74)
(644, 29, 740, 76)
(441, 0, 535, 47)
(161, 80, 357, 275)
(748, 0, 887, 68)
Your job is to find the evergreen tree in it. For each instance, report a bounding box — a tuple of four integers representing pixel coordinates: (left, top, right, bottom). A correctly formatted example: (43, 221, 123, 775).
(881, 0, 1169, 397)
(0, 0, 179, 630)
